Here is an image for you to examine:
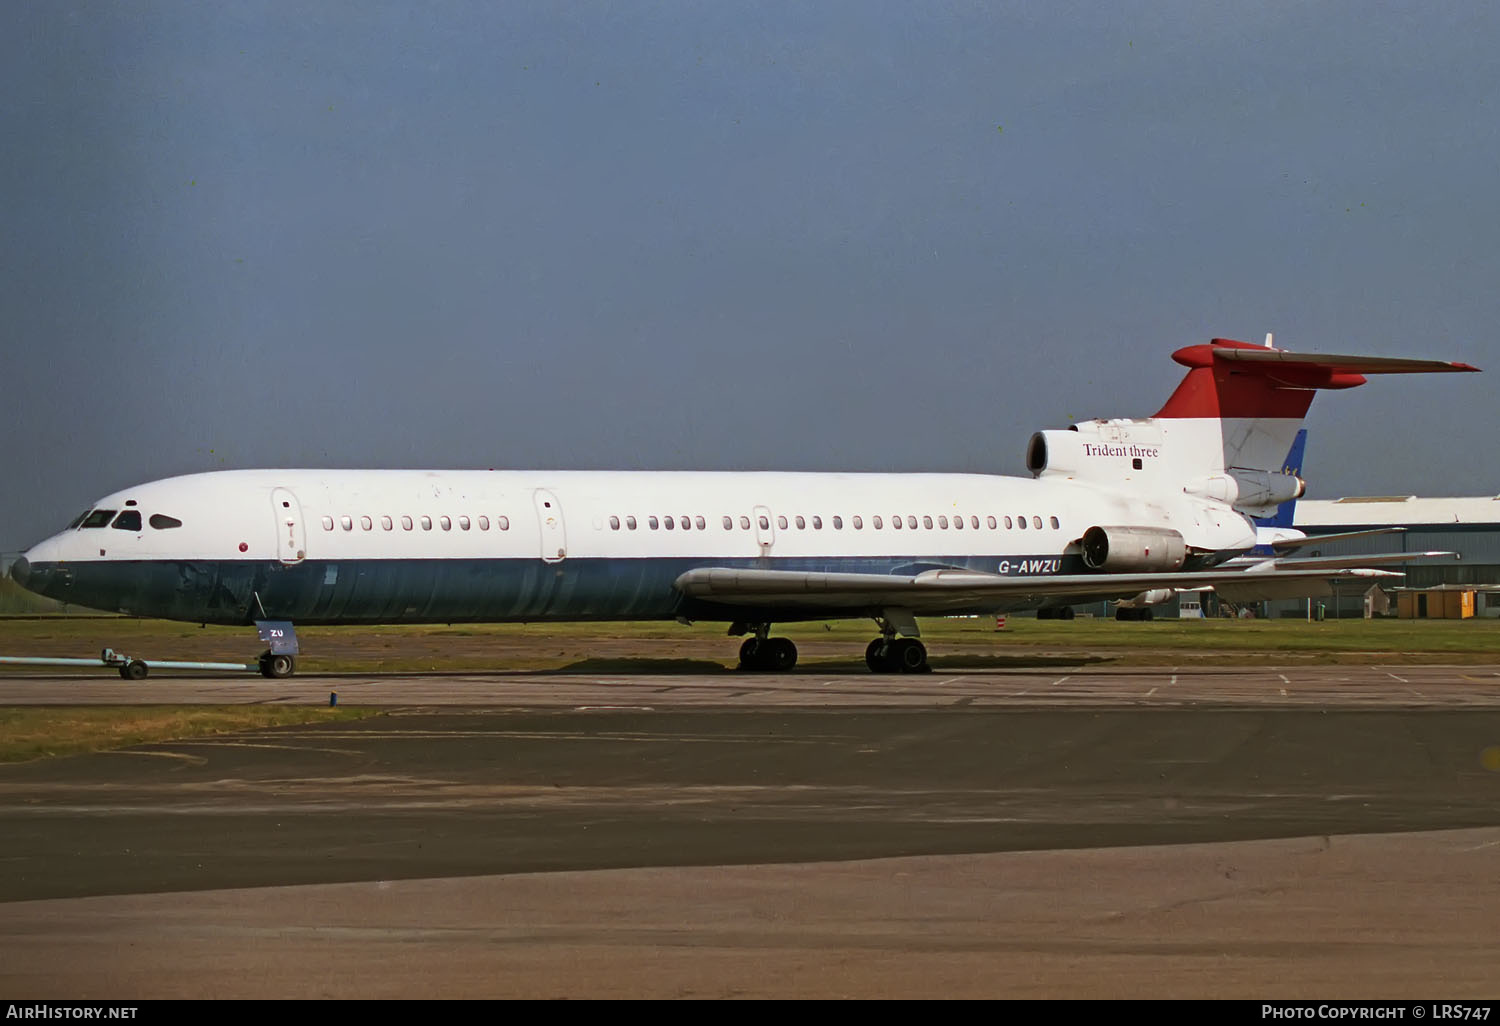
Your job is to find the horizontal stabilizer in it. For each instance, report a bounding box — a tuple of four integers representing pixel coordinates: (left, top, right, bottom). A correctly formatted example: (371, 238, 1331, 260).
(1210, 347, 1480, 375)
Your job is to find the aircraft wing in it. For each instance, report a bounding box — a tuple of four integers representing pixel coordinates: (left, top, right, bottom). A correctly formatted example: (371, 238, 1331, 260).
(1267, 527, 1408, 550)
(674, 565, 1402, 615)
(1226, 550, 1457, 572)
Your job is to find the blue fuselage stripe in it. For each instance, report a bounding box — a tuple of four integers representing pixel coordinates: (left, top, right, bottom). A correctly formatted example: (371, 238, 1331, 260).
(23, 553, 1096, 625)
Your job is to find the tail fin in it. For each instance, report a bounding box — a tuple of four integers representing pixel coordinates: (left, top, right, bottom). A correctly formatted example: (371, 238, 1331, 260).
(1026, 338, 1476, 518)
(1153, 338, 1477, 477)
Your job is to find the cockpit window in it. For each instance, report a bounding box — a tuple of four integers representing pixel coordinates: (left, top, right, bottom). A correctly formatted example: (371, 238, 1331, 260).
(149, 514, 183, 530)
(80, 510, 116, 528)
(111, 510, 142, 531)
(67, 511, 90, 530)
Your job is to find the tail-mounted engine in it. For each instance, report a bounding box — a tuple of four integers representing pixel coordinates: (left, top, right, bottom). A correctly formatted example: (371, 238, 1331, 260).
(1183, 469, 1305, 518)
(1081, 525, 1187, 572)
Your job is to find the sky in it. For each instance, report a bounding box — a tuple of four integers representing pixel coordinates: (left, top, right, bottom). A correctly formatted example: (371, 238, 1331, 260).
(3, 1, 1497, 553)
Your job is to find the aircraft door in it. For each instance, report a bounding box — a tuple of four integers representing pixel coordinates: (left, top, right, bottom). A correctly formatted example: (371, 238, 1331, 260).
(271, 487, 306, 564)
(752, 504, 775, 556)
(534, 488, 567, 563)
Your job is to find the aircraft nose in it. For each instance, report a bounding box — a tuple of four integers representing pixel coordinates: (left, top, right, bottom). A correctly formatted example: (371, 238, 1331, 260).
(9, 555, 29, 588)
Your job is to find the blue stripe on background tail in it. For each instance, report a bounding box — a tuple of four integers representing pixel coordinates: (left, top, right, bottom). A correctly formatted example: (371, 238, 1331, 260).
(1254, 428, 1307, 529)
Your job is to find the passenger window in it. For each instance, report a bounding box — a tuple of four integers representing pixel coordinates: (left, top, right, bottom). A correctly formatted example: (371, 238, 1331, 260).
(459, 516, 471, 531)
(851, 515, 862, 529)
(664, 516, 674, 531)
(1032, 516, 1043, 529)
(680, 516, 690, 530)
(987, 516, 997, 529)
(626, 516, 637, 530)
(380, 516, 392, 530)
(971, 516, 980, 530)
(695, 516, 705, 530)
(1049, 516, 1060, 529)
(81, 510, 116, 528)
(150, 514, 183, 530)
(872, 515, 882, 529)
(420, 516, 432, 531)
(402, 516, 414, 531)
(907, 515, 918, 530)
(341, 516, 354, 531)
(1017, 515, 1027, 530)
(111, 510, 142, 531)
(952, 515, 962, 530)
(938, 516, 948, 529)
(1004, 516, 1013, 529)
(440, 516, 452, 531)
(360, 516, 373, 531)
(795, 515, 805, 530)
(740, 515, 751, 530)
(478, 516, 490, 531)
(497, 516, 510, 530)
(722, 516, 733, 530)
(649, 516, 660, 530)
(829, 516, 839, 530)
(892, 515, 902, 530)
(777, 516, 788, 529)
(758, 515, 770, 530)
(610, 516, 621, 530)
(922, 516, 933, 529)
(321, 517, 334, 531)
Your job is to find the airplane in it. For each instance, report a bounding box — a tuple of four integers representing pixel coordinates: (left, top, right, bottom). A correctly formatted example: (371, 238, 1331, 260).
(1111, 428, 1457, 618)
(8, 337, 1478, 677)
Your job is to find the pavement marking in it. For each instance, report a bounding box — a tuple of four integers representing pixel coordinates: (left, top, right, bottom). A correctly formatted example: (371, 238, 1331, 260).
(1050, 676, 1070, 687)
(1387, 671, 1409, 684)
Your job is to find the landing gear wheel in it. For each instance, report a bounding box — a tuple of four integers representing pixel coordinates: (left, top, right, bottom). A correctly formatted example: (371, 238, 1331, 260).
(739, 637, 797, 672)
(259, 652, 296, 679)
(866, 637, 927, 673)
(763, 637, 797, 672)
(891, 637, 929, 673)
(738, 638, 761, 669)
(119, 660, 148, 681)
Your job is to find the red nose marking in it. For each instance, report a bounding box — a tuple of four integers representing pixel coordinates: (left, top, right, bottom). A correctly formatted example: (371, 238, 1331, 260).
(239, 542, 248, 552)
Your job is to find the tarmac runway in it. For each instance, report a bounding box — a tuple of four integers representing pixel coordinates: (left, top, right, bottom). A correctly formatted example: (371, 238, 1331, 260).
(3, 664, 1500, 998)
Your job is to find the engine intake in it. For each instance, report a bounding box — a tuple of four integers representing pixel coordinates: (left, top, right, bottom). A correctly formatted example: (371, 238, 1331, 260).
(1081, 525, 1187, 572)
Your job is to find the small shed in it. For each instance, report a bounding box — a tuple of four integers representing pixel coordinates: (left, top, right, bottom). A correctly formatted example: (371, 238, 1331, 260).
(1396, 587, 1476, 619)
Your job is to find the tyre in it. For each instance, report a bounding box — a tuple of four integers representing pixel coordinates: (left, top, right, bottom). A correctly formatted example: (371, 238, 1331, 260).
(765, 637, 797, 672)
(120, 660, 148, 681)
(892, 638, 928, 673)
(261, 653, 296, 679)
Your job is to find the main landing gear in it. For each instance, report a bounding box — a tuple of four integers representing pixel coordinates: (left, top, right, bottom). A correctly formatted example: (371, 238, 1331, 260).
(730, 617, 931, 674)
(738, 635, 798, 672)
(864, 636, 929, 674)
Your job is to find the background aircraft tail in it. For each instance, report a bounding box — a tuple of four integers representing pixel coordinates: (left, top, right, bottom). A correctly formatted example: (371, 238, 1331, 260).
(1254, 428, 1307, 531)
